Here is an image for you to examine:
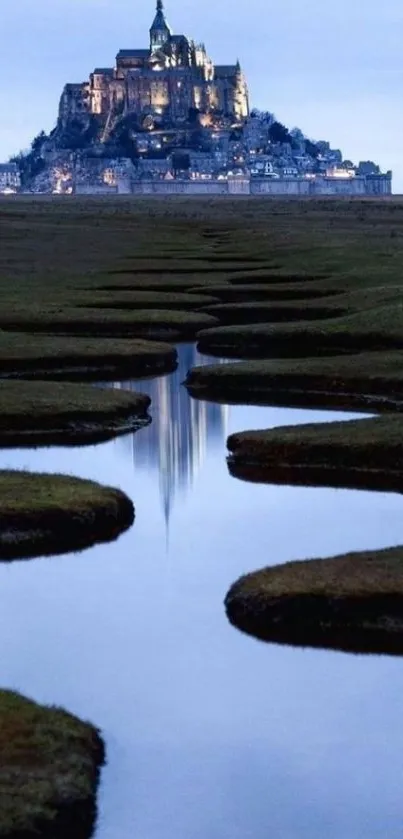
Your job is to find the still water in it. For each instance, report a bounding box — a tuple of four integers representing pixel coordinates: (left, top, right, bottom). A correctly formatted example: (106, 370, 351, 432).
(0, 344, 402, 838)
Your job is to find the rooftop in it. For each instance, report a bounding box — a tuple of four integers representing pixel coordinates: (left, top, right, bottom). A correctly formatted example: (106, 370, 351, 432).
(117, 49, 149, 59)
(0, 163, 18, 172)
(215, 65, 238, 77)
(170, 34, 190, 44)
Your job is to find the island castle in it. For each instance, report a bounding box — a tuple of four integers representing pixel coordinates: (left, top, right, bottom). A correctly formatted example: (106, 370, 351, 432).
(7, 2, 392, 196)
(59, 0, 249, 140)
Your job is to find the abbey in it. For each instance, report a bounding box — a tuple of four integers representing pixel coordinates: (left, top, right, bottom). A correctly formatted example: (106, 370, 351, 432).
(59, 1, 249, 137)
(10, 2, 390, 195)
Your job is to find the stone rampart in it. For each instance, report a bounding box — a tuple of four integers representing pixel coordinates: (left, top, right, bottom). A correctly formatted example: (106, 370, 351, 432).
(130, 180, 228, 195)
(75, 184, 118, 195)
(251, 178, 310, 195)
(73, 174, 393, 197)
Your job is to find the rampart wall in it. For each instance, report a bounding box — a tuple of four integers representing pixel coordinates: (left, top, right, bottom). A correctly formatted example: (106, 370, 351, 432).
(75, 174, 393, 197)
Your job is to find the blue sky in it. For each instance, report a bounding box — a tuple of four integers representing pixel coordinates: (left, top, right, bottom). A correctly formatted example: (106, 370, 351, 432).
(0, 0, 401, 189)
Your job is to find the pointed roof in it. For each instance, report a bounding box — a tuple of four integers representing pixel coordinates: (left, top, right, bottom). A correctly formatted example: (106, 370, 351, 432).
(150, 0, 172, 36)
(214, 64, 238, 78)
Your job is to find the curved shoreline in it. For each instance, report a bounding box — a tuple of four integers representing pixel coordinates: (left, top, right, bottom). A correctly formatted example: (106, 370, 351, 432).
(0, 309, 218, 341)
(0, 471, 135, 560)
(186, 381, 396, 414)
(0, 382, 152, 447)
(185, 352, 403, 413)
(226, 415, 403, 493)
(225, 547, 403, 656)
(0, 336, 178, 381)
(0, 412, 151, 448)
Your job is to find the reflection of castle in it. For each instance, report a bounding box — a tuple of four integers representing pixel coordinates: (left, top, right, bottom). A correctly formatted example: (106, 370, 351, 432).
(115, 345, 229, 523)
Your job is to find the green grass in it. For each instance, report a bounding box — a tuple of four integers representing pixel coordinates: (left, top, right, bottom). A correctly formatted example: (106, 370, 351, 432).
(185, 350, 403, 411)
(0, 380, 151, 447)
(0, 689, 104, 839)
(225, 546, 403, 655)
(0, 471, 134, 560)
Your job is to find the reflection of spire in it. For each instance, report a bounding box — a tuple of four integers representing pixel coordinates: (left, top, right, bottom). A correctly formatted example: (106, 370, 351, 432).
(163, 479, 170, 553)
(114, 345, 229, 524)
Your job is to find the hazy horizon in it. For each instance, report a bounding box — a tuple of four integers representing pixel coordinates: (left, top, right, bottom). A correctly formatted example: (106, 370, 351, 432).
(1, 0, 401, 189)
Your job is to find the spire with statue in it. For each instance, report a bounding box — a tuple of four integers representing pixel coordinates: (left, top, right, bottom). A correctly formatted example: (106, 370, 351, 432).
(150, 0, 172, 51)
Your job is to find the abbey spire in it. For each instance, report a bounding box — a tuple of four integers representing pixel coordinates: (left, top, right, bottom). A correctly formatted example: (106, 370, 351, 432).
(150, 0, 172, 52)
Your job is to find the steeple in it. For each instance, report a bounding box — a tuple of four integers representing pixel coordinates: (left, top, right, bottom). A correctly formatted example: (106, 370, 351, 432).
(150, 0, 172, 52)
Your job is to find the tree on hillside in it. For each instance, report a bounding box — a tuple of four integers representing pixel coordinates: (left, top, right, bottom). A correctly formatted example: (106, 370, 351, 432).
(305, 139, 319, 158)
(10, 130, 49, 186)
(269, 121, 291, 145)
(357, 160, 380, 175)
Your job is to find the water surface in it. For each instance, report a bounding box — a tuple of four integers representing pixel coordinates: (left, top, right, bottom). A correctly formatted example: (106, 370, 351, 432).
(0, 344, 402, 838)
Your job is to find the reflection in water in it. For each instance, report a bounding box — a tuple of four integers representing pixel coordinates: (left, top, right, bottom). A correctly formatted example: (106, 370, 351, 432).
(113, 345, 229, 525)
(2, 351, 403, 838)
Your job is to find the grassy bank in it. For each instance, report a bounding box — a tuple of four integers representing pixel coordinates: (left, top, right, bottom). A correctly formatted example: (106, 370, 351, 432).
(0, 334, 177, 380)
(0, 381, 151, 447)
(0, 308, 218, 340)
(189, 282, 340, 302)
(196, 302, 403, 358)
(201, 301, 345, 325)
(227, 415, 403, 493)
(185, 351, 403, 412)
(75, 290, 220, 310)
(0, 690, 104, 839)
(225, 546, 403, 655)
(0, 471, 134, 560)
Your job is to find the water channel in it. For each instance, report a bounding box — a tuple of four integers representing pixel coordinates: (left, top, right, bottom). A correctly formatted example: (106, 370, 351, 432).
(1, 344, 403, 838)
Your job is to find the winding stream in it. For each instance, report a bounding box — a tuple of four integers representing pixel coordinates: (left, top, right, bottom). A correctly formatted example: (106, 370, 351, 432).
(1, 344, 403, 838)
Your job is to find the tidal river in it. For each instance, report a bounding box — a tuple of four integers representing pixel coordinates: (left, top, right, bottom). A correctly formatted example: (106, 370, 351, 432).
(0, 344, 402, 839)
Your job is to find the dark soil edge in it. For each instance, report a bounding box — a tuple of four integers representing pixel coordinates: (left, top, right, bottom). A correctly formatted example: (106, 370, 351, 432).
(227, 459, 403, 494)
(225, 583, 403, 656)
(185, 381, 402, 414)
(0, 489, 135, 561)
(196, 332, 403, 360)
(0, 413, 151, 449)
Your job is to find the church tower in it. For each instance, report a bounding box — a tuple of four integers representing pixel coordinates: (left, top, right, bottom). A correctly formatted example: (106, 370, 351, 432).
(150, 0, 172, 52)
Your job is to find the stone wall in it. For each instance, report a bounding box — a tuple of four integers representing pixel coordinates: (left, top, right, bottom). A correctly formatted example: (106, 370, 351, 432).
(75, 184, 118, 195)
(251, 178, 310, 195)
(73, 174, 393, 197)
(130, 180, 228, 195)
